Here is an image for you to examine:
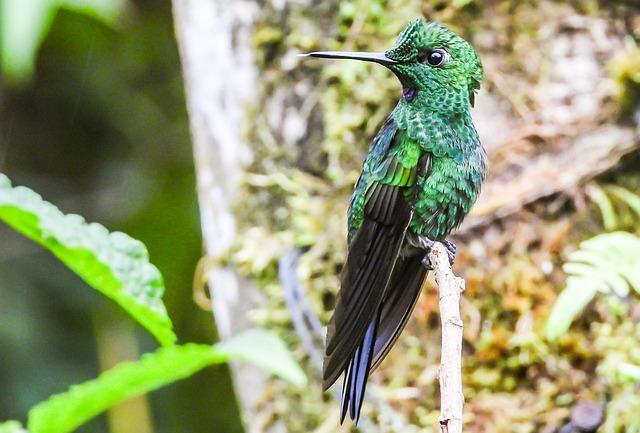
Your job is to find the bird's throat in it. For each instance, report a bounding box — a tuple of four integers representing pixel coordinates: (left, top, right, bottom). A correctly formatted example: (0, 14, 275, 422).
(402, 87, 416, 101)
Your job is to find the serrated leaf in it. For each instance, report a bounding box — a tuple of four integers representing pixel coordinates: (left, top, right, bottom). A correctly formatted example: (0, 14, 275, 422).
(0, 421, 28, 433)
(566, 250, 603, 266)
(216, 329, 307, 387)
(0, 174, 176, 346)
(27, 330, 305, 433)
(562, 262, 601, 279)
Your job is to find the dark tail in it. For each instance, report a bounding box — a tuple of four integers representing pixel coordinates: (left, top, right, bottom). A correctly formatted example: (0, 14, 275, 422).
(338, 254, 427, 424)
(339, 315, 379, 424)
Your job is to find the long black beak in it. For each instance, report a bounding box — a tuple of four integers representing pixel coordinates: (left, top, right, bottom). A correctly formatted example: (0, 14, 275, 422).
(301, 51, 397, 66)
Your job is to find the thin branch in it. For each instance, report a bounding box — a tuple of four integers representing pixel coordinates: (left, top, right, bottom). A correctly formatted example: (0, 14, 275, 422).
(429, 242, 466, 433)
(278, 248, 324, 370)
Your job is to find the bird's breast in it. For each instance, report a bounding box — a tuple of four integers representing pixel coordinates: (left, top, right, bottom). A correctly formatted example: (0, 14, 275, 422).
(408, 156, 483, 240)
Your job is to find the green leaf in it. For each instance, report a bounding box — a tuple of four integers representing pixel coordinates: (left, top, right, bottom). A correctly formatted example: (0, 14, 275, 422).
(0, 0, 57, 84)
(27, 344, 223, 433)
(546, 281, 598, 340)
(547, 232, 640, 340)
(0, 174, 176, 346)
(216, 329, 307, 387)
(0, 421, 28, 433)
(0, 0, 128, 84)
(586, 183, 618, 230)
(606, 185, 640, 219)
(27, 330, 306, 433)
(570, 232, 640, 295)
(453, 0, 474, 8)
(58, 0, 128, 27)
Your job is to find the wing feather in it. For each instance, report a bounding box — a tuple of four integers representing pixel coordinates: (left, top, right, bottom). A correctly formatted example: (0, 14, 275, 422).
(323, 122, 423, 390)
(371, 254, 428, 371)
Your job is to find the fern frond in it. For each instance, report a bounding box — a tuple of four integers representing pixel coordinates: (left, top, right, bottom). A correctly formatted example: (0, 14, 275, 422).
(586, 183, 618, 230)
(606, 185, 640, 220)
(546, 232, 640, 340)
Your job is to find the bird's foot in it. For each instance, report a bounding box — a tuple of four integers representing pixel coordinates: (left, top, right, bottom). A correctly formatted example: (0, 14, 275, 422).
(417, 237, 457, 269)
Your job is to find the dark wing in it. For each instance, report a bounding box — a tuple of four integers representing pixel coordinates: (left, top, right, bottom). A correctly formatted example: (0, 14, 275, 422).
(371, 254, 428, 371)
(346, 116, 399, 241)
(323, 122, 420, 390)
(370, 153, 432, 371)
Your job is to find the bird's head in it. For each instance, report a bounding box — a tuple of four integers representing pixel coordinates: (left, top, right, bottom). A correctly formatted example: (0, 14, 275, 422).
(305, 19, 483, 112)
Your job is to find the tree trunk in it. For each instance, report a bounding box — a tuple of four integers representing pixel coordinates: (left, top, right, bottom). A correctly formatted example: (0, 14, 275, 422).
(171, 2, 282, 432)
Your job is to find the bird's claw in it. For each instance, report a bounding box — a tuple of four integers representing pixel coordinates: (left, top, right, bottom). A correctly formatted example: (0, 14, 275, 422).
(442, 240, 457, 264)
(418, 237, 457, 269)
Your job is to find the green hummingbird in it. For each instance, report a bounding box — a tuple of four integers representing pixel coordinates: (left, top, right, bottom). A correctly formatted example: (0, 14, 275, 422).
(305, 19, 485, 423)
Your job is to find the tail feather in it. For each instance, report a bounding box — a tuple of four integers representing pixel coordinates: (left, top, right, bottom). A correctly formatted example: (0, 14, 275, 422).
(340, 316, 379, 424)
(338, 254, 427, 424)
(339, 362, 353, 422)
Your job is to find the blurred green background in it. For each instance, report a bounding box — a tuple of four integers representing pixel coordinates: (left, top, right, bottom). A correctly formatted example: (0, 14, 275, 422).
(0, 1, 243, 432)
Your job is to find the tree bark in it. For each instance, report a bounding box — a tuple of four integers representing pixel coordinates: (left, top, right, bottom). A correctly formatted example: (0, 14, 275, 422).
(171, 2, 281, 432)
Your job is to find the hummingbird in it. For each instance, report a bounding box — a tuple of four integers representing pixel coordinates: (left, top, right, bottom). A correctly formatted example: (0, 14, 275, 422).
(304, 18, 485, 423)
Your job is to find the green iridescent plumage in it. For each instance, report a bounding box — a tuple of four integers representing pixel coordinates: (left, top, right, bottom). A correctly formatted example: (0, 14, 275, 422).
(306, 19, 486, 424)
(349, 20, 485, 241)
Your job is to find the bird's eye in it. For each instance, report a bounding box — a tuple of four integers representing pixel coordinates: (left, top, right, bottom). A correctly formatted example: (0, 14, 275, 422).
(421, 49, 448, 67)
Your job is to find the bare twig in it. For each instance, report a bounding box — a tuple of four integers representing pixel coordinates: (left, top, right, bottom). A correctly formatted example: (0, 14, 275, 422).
(429, 243, 466, 433)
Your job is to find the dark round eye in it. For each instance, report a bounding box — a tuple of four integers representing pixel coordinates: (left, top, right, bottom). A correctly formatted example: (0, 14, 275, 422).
(422, 49, 447, 67)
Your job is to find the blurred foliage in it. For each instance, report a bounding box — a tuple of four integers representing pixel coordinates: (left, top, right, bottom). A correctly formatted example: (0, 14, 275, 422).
(0, 174, 304, 433)
(0, 1, 247, 433)
(2, 0, 640, 432)
(546, 231, 640, 340)
(610, 38, 640, 116)
(546, 184, 640, 342)
(0, 0, 129, 84)
(0, 422, 27, 433)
